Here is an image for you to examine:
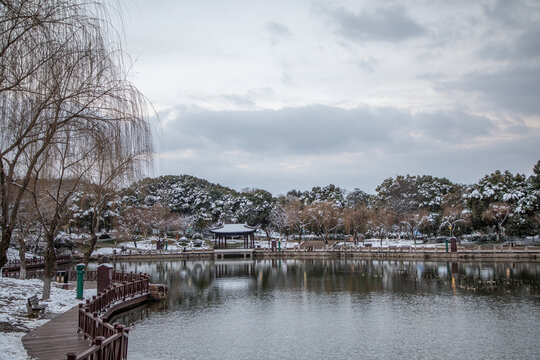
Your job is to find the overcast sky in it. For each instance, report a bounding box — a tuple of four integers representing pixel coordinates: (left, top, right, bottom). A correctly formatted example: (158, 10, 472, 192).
(116, 0, 540, 195)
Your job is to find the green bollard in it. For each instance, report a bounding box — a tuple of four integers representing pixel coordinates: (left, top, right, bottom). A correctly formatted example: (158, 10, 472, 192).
(76, 263, 85, 299)
(445, 239, 449, 253)
(165, 239, 168, 250)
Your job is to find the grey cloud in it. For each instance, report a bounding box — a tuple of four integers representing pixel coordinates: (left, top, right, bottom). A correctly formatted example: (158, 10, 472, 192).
(414, 111, 495, 142)
(154, 107, 539, 194)
(221, 95, 256, 108)
(159, 106, 404, 155)
(483, 0, 540, 28)
(327, 5, 425, 43)
(516, 28, 540, 58)
(417, 72, 448, 81)
(477, 43, 512, 61)
(479, 27, 540, 60)
(152, 105, 539, 194)
(265, 22, 291, 45)
(358, 58, 378, 73)
(439, 66, 540, 115)
(157, 106, 513, 159)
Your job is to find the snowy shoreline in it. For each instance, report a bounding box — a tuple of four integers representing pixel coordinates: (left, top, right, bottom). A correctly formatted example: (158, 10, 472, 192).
(0, 276, 96, 360)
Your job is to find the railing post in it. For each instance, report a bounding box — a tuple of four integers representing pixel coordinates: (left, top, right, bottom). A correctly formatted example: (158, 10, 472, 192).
(67, 269, 150, 359)
(116, 325, 125, 360)
(124, 327, 130, 360)
(95, 336, 104, 360)
(84, 307, 91, 339)
(97, 292, 102, 312)
(102, 318, 109, 337)
(93, 312, 99, 340)
(77, 303, 83, 333)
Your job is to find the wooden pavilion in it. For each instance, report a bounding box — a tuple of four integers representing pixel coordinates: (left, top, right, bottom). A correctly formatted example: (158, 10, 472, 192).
(209, 223, 258, 249)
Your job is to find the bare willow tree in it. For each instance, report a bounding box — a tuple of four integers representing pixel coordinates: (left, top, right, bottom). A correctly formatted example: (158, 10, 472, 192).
(14, 191, 42, 279)
(343, 206, 368, 245)
(367, 207, 395, 248)
(0, 0, 100, 267)
(81, 118, 153, 267)
(269, 203, 289, 239)
(284, 198, 311, 243)
(0, 1, 153, 274)
(401, 209, 430, 245)
(30, 126, 101, 299)
(305, 201, 344, 245)
(483, 202, 512, 242)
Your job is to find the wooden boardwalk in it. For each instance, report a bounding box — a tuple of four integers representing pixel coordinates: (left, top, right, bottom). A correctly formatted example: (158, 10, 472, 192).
(22, 305, 91, 360)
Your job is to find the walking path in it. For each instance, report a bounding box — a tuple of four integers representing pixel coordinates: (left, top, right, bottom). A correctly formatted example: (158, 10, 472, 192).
(22, 306, 90, 360)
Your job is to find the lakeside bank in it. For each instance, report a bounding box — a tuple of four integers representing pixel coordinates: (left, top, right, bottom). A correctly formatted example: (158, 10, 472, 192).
(92, 245, 540, 263)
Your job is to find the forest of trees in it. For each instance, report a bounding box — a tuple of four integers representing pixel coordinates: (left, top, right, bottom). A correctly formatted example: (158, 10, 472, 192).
(0, 0, 153, 298)
(63, 160, 540, 246)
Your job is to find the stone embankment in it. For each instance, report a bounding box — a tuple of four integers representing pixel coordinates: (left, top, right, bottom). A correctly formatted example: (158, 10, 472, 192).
(97, 245, 539, 262)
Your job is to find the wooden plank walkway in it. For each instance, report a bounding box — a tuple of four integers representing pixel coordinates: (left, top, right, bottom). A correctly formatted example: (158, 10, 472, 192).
(22, 306, 91, 360)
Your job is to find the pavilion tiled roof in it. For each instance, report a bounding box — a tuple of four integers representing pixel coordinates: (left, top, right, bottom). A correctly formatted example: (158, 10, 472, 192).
(209, 223, 258, 234)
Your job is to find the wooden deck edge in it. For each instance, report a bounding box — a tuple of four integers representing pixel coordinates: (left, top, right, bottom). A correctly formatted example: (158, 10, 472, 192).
(101, 293, 152, 322)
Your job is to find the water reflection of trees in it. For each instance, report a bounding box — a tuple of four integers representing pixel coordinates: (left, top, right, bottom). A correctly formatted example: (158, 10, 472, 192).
(112, 259, 539, 319)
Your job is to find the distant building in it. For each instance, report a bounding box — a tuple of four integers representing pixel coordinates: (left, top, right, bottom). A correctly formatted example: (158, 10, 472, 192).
(209, 223, 258, 249)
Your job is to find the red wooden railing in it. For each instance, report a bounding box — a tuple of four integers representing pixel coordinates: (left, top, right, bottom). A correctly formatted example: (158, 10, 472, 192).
(1, 254, 72, 272)
(69, 271, 150, 360)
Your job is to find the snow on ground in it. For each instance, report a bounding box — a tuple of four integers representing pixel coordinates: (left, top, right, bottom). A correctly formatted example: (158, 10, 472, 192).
(356, 239, 437, 248)
(253, 240, 297, 249)
(0, 276, 96, 360)
(101, 237, 210, 253)
(88, 237, 451, 255)
(91, 247, 117, 255)
(6, 248, 42, 262)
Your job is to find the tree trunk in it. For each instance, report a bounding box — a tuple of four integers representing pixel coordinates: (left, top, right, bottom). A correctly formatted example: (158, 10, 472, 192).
(322, 232, 328, 245)
(42, 235, 56, 300)
(84, 211, 100, 268)
(0, 228, 14, 269)
(83, 234, 98, 268)
(18, 237, 27, 280)
(42, 277, 52, 301)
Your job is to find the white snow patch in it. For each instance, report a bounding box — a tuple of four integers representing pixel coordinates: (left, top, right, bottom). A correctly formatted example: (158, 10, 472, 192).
(0, 276, 96, 360)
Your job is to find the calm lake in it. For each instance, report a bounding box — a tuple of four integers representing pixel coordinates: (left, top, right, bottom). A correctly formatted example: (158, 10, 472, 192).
(111, 259, 540, 360)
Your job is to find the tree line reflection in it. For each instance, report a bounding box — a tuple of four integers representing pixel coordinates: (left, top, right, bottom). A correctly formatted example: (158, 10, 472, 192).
(111, 259, 539, 317)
